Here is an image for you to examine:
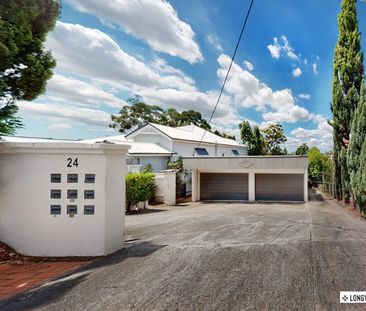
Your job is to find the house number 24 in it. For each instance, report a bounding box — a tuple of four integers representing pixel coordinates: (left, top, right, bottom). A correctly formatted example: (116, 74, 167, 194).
(67, 158, 79, 168)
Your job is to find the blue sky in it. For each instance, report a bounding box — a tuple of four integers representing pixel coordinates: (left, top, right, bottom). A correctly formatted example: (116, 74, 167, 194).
(16, 0, 366, 151)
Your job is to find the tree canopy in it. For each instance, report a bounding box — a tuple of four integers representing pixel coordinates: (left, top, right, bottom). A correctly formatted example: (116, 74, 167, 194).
(0, 0, 60, 135)
(295, 143, 309, 155)
(261, 123, 287, 155)
(110, 96, 235, 140)
(239, 121, 287, 155)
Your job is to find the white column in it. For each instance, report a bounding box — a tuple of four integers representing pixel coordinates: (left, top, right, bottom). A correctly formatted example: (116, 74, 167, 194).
(162, 169, 176, 205)
(192, 169, 198, 202)
(248, 172, 255, 201)
(304, 170, 308, 202)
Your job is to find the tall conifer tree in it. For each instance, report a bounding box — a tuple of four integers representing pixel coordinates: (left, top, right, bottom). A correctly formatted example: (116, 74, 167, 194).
(331, 0, 363, 201)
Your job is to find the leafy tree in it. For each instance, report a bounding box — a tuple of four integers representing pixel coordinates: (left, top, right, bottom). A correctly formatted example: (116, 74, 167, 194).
(110, 96, 164, 132)
(295, 143, 309, 155)
(308, 147, 327, 182)
(239, 121, 266, 155)
(239, 120, 253, 146)
(250, 125, 265, 155)
(0, 0, 60, 135)
(111, 96, 236, 140)
(349, 81, 366, 209)
(330, 0, 364, 201)
(0, 100, 23, 135)
(261, 123, 287, 155)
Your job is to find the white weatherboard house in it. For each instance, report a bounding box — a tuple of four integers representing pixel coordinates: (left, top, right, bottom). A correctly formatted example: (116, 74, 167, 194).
(85, 123, 248, 173)
(125, 122, 248, 171)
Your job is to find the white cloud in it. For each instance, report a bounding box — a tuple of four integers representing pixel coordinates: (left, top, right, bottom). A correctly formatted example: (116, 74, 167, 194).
(65, 0, 203, 64)
(48, 123, 72, 131)
(18, 101, 111, 127)
(298, 93, 311, 100)
(46, 22, 196, 92)
(267, 37, 281, 59)
(267, 36, 299, 61)
(205, 34, 223, 52)
(217, 54, 312, 123)
(292, 67, 302, 77)
(243, 60, 254, 71)
(312, 56, 320, 74)
(46, 74, 126, 108)
(289, 116, 333, 151)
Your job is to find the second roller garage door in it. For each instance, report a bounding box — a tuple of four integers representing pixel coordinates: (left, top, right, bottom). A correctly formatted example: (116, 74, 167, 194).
(255, 173, 304, 201)
(200, 173, 248, 201)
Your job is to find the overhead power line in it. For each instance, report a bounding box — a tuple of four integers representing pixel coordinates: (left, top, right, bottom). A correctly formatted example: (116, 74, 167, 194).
(197, 0, 255, 147)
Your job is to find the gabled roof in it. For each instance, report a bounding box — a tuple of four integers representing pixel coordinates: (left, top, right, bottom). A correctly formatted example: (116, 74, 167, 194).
(126, 122, 244, 147)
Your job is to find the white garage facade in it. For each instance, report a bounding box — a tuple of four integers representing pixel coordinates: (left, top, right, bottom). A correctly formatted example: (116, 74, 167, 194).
(183, 156, 308, 202)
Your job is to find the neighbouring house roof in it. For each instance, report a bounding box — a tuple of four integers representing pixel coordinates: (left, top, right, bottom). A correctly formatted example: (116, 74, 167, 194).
(0, 136, 78, 143)
(126, 122, 244, 147)
(82, 136, 172, 155)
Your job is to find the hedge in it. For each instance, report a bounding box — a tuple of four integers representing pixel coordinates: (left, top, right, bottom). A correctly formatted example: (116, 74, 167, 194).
(126, 172, 156, 213)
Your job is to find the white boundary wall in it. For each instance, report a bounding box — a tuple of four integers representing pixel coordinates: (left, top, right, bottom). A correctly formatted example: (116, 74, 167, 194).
(0, 141, 130, 257)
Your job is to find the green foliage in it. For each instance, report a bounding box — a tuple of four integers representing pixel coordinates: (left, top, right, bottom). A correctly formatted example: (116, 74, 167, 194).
(0, 100, 23, 135)
(0, 0, 60, 134)
(212, 129, 235, 140)
(111, 96, 211, 133)
(250, 125, 266, 155)
(167, 157, 184, 196)
(239, 121, 287, 155)
(308, 147, 328, 182)
(331, 0, 364, 201)
(143, 163, 153, 173)
(295, 143, 309, 155)
(353, 140, 366, 215)
(261, 123, 287, 155)
(349, 81, 366, 210)
(239, 120, 253, 145)
(125, 173, 156, 213)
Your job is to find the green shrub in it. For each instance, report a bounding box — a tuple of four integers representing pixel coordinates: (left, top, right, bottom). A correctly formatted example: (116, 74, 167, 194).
(126, 173, 156, 213)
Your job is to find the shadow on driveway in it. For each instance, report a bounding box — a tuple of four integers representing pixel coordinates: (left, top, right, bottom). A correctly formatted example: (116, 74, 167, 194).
(0, 241, 166, 311)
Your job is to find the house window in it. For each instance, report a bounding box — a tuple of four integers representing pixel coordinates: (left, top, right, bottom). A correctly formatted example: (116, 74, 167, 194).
(126, 157, 134, 165)
(194, 147, 209, 156)
(232, 150, 240, 156)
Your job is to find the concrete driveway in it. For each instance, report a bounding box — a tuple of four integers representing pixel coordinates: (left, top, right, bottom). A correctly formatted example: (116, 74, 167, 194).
(2, 197, 366, 310)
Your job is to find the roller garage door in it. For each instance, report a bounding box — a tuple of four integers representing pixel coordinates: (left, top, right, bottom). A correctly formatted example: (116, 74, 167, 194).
(255, 174, 304, 201)
(200, 173, 248, 201)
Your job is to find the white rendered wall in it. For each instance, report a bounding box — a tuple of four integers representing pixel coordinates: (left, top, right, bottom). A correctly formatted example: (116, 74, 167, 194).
(0, 143, 129, 257)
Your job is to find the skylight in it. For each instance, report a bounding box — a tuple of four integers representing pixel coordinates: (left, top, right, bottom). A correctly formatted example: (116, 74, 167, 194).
(194, 147, 209, 156)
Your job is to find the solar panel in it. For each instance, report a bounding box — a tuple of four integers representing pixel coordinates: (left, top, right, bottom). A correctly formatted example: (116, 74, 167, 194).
(194, 147, 209, 156)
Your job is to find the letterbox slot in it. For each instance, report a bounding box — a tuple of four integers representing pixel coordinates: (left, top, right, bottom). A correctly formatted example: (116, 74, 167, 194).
(84, 205, 95, 215)
(50, 174, 61, 183)
(84, 190, 95, 199)
(67, 189, 78, 199)
(50, 189, 61, 199)
(67, 174, 78, 183)
(67, 205, 77, 215)
(50, 205, 61, 215)
(85, 174, 95, 183)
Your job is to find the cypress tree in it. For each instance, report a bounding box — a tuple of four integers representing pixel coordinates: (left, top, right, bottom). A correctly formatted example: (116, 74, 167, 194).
(349, 81, 366, 209)
(331, 0, 364, 202)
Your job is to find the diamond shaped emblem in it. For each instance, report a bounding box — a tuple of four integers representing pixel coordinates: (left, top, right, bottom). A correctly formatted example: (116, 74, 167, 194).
(239, 159, 254, 168)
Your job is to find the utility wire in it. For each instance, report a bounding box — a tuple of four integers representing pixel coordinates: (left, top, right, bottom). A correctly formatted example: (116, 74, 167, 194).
(197, 0, 255, 148)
